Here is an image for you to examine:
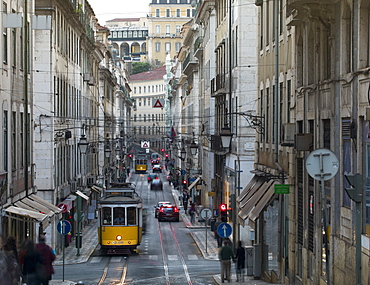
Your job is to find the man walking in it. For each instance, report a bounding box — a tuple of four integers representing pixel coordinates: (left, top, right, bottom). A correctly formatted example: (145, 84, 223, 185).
(35, 235, 55, 285)
(218, 240, 234, 283)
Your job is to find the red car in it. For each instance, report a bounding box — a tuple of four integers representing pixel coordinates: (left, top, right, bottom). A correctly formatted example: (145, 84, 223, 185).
(158, 204, 180, 222)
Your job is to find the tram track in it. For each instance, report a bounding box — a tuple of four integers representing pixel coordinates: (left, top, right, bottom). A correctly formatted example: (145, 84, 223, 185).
(97, 256, 128, 285)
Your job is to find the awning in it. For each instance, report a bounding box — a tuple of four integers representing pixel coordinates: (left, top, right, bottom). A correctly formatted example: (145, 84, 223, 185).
(237, 176, 265, 204)
(248, 182, 277, 222)
(91, 185, 103, 194)
(14, 195, 62, 221)
(74, 190, 89, 200)
(188, 176, 202, 190)
(5, 205, 49, 229)
(238, 179, 275, 222)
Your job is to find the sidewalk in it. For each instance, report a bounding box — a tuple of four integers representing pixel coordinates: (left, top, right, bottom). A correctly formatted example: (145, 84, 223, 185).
(50, 179, 278, 285)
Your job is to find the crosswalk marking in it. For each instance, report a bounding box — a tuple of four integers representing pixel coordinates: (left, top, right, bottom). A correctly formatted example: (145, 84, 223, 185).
(111, 256, 122, 262)
(168, 255, 178, 261)
(149, 255, 159, 260)
(90, 257, 102, 263)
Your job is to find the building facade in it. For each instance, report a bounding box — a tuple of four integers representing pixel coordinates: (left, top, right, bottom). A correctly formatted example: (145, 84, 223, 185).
(130, 66, 167, 152)
(147, 0, 194, 67)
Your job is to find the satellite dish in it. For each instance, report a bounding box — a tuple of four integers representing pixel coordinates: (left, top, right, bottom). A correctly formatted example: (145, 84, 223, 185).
(306, 148, 339, 181)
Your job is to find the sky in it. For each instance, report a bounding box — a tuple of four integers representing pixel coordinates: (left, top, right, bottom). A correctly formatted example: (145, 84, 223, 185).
(88, 0, 151, 25)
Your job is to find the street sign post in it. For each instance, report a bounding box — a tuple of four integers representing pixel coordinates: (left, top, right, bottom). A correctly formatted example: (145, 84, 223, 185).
(217, 222, 232, 238)
(306, 148, 339, 285)
(57, 220, 72, 281)
(200, 208, 212, 253)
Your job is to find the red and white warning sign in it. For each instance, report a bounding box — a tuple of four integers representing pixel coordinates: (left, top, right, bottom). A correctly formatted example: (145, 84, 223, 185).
(141, 141, 150, 148)
(152, 99, 164, 108)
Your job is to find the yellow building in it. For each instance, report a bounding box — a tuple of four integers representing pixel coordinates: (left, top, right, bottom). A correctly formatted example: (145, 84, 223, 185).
(147, 0, 194, 66)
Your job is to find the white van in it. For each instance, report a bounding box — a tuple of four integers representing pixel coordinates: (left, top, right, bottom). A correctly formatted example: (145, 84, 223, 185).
(151, 153, 160, 160)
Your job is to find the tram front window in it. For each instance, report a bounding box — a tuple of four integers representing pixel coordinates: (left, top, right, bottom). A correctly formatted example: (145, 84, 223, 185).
(127, 207, 136, 225)
(114, 207, 125, 225)
(103, 207, 112, 225)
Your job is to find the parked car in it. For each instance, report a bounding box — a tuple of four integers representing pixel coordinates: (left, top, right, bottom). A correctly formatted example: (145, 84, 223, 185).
(150, 178, 163, 190)
(152, 164, 162, 173)
(158, 204, 180, 222)
(154, 201, 171, 218)
(147, 173, 159, 183)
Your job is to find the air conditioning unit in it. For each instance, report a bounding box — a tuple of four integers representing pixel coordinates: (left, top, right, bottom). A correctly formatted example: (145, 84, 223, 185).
(88, 76, 95, 86)
(83, 73, 90, 81)
(70, 181, 77, 192)
(281, 123, 295, 146)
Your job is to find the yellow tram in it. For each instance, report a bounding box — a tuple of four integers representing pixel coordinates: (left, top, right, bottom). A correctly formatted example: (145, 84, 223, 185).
(135, 154, 148, 173)
(97, 182, 143, 254)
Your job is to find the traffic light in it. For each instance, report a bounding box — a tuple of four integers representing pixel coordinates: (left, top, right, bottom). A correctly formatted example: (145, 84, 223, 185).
(128, 154, 133, 158)
(161, 148, 165, 152)
(220, 203, 227, 218)
(344, 173, 363, 202)
(182, 179, 187, 185)
(165, 153, 169, 158)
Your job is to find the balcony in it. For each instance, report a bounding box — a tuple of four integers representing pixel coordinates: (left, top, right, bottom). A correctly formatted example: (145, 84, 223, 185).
(211, 74, 227, 96)
(286, 0, 337, 24)
(182, 53, 198, 74)
(194, 0, 216, 24)
(194, 36, 203, 58)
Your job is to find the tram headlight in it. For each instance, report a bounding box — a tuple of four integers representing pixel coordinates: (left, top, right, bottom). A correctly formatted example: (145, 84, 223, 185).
(116, 235, 122, 241)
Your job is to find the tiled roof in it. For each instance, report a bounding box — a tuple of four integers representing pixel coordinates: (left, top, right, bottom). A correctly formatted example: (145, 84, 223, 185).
(106, 18, 140, 22)
(130, 66, 166, 81)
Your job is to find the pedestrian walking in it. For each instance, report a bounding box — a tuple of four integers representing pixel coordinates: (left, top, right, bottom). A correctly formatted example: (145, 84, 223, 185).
(3, 236, 22, 285)
(189, 203, 197, 223)
(218, 240, 234, 283)
(235, 240, 246, 282)
(214, 216, 224, 247)
(19, 239, 43, 285)
(36, 235, 56, 285)
(183, 191, 189, 211)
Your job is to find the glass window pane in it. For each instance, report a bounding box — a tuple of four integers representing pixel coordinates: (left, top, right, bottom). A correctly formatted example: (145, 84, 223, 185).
(113, 207, 125, 225)
(127, 207, 137, 225)
(102, 207, 112, 225)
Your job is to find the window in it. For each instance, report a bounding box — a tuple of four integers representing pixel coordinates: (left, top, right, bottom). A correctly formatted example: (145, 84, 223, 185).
(12, 111, 16, 169)
(166, 9, 170, 17)
(155, 42, 160, 52)
(3, 110, 8, 171)
(127, 207, 137, 225)
(144, 86, 146, 93)
(134, 87, 137, 94)
(3, 3, 7, 64)
(166, 25, 170, 35)
(176, 25, 181, 33)
(102, 207, 112, 225)
(165, 42, 171, 52)
(139, 99, 142, 106)
(155, 25, 160, 34)
(177, 9, 180, 17)
(113, 207, 125, 225)
(156, 9, 160, 17)
(187, 9, 190, 17)
(175, 42, 181, 52)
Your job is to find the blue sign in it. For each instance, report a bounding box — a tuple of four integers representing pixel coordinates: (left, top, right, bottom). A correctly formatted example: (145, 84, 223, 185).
(181, 170, 186, 175)
(57, 220, 71, 235)
(217, 222, 232, 238)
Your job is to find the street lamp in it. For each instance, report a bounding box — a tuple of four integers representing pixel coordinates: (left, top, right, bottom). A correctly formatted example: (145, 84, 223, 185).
(220, 126, 233, 149)
(189, 140, 198, 156)
(105, 146, 112, 158)
(180, 147, 187, 161)
(78, 135, 89, 154)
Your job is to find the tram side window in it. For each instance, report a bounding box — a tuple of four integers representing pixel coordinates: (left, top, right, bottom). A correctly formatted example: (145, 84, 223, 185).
(113, 207, 126, 225)
(127, 207, 136, 225)
(103, 207, 112, 225)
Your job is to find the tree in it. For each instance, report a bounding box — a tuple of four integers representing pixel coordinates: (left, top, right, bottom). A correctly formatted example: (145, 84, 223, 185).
(131, 62, 152, 75)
